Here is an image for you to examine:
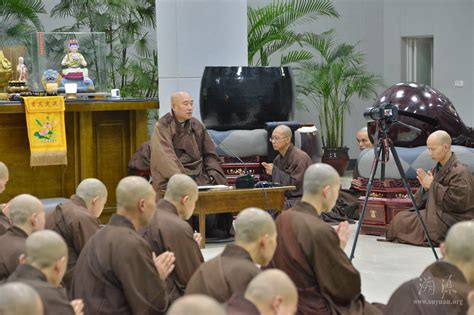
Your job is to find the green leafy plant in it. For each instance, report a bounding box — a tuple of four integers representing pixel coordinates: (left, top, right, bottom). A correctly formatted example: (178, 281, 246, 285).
(297, 35, 382, 148)
(247, 0, 338, 66)
(0, 0, 45, 46)
(50, 0, 158, 97)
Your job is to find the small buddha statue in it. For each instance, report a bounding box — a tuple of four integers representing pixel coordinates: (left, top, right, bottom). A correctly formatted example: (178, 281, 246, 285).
(61, 39, 89, 79)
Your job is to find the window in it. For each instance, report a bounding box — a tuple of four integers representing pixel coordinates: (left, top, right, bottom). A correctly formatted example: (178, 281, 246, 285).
(401, 37, 433, 86)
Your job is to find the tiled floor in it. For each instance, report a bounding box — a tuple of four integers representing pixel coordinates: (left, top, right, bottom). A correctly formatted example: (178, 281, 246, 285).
(201, 171, 441, 304)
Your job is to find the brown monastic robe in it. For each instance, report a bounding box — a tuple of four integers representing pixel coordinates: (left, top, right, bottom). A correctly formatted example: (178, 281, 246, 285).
(185, 244, 261, 303)
(142, 199, 204, 302)
(0, 210, 11, 236)
(0, 226, 28, 282)
(150, 112, 227, 195)
(45, 195, 100, 293)
(384, 261, 471, 315)
(71, 214, 168, 315)
(7, 264, 74, 315)
(268, 201, 381, 315)
(387, 153, 474, 246)
(226, 294, 260, 315)
(272, 143, 313, 209)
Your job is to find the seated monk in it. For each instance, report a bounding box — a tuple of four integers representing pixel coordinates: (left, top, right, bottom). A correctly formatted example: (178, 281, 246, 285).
(269, 163, 381, 314)
(385, 221, 474, 314)
(7, 230, 83, 315)
(0, 194, 45, 282)
(0, 161, 11, 235)
(150, 91, 232, 238)
(142, 174, 203, 302)
(0, 282, 43, 315)
(185, 207, 276, 302)
(167, 295, 225, 315)
(327, 126, 374, 222)
(262, 125, 312, 209)
(45, 178, 107, 294)
(226, 269, 298, 315)
(71, 176, 175, 314)
(387, 130, 474, 246)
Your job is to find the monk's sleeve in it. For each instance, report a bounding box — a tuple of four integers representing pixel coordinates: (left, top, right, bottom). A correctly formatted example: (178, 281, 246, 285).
(302, 226, 361, 304)
(112, 240, 168, 314)
(432, 168, 471, 214)
(150, 122, 184, 179)
(71, 216, 100, 254)
(272, 158, 310, 186)
(201, 130, 227, 184)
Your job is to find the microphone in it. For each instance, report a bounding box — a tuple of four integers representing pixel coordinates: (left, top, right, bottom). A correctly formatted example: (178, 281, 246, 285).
(207, 130, 255, 188)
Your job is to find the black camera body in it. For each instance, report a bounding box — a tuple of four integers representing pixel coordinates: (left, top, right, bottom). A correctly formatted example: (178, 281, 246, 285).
(235, 174, 255, 189)
(363, 102, 398, 122)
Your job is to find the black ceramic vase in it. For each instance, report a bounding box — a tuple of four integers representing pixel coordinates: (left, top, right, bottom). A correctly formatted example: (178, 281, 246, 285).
(200, 66, 295, 130)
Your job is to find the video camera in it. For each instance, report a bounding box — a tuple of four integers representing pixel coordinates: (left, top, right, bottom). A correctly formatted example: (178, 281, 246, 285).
(363, 102, 398, 123)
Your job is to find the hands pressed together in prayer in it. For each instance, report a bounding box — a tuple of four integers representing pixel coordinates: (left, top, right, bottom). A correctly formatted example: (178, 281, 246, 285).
(336, 221, 350, 250)
(71, 299, 84, 315)
(153, 251, 176, 280)
(416, 168, 433, 190)
(193, 231, 202, 246)
(261, 162, 273, 175)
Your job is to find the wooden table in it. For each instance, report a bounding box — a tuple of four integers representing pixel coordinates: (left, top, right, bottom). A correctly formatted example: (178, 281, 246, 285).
(0, 98, 158, 224)
(195, 186, 295, 248)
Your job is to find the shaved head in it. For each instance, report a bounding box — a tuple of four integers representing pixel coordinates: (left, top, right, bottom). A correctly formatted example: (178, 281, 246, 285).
(167, 295, 225, 315)
(116, 176, 155, 212)
(171, 91, 192, 106)
(274, 125, 292, 139)
(76, 178, 107, 204)
(25, 230, 67, 269)
(164, 174, 198, 202)
(428, 130, 451, 146)
(0, 162, 8, 179)
(0, 282, 43, 315)
(234, 207, 276, 243)
(358, 126, 368, 133)
(303, 163, 339, 195)
(8, 194, 44, 226)
(245, 269, 298, 312)
(444, 221, 474, 264)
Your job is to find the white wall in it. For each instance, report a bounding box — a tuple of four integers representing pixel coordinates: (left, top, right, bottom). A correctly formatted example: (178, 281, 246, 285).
(156, 0, 248, 118)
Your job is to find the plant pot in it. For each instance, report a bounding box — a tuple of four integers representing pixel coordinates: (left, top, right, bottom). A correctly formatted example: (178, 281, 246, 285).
(199, 66, 295, 130)
(322, 147, 349, 176)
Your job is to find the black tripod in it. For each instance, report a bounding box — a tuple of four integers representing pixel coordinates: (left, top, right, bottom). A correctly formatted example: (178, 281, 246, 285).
(349, 119, 439, 261)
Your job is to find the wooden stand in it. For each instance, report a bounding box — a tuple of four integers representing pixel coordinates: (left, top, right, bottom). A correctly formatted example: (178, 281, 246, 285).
(0, 98, 158, 224)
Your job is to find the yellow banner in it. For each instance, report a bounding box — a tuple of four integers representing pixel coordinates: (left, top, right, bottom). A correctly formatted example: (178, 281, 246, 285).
(23, 96, 67, 166)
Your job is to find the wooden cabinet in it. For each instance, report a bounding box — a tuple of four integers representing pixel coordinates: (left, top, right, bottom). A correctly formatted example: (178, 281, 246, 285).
(0, 98, 158, 223)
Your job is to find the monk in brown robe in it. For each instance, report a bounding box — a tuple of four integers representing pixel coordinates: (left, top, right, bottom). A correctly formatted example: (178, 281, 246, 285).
(142, 174, 203, 302)
(0, 282, 43, 315)
(385, 221, 474, 314)
(227, 269, 298, 315)
(71, 176, 175, 315)
(328, 127, 374, 222)
(45, 178, 107, 293)
(186, 207, 277, 302)
(7, 230, 83, 315)
(387, 130, 474, 246)
(167, 295, 226, 315)
(269, 163, 381, 315)
(0, 194, 45, 282)
(0, 161, 11, 235)
(150, 91, 231, 237)
(262, 125, 312, 209)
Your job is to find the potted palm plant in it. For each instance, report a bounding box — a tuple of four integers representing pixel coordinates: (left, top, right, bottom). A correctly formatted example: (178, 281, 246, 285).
(297, 35, 382, 175)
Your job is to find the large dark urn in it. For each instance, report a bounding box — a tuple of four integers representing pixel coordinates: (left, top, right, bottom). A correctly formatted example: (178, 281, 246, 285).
(369, 83, 474, 147)
(200, 66, 295, 130)
(322, 147, 349, 176)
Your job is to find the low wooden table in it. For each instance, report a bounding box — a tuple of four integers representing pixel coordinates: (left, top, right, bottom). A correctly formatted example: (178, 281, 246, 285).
(195, 186, 295, 248)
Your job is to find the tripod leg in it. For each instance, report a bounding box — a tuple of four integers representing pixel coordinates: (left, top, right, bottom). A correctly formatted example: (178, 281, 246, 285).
(389, 143, 439, 260)
(349, 142, 383, 261)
